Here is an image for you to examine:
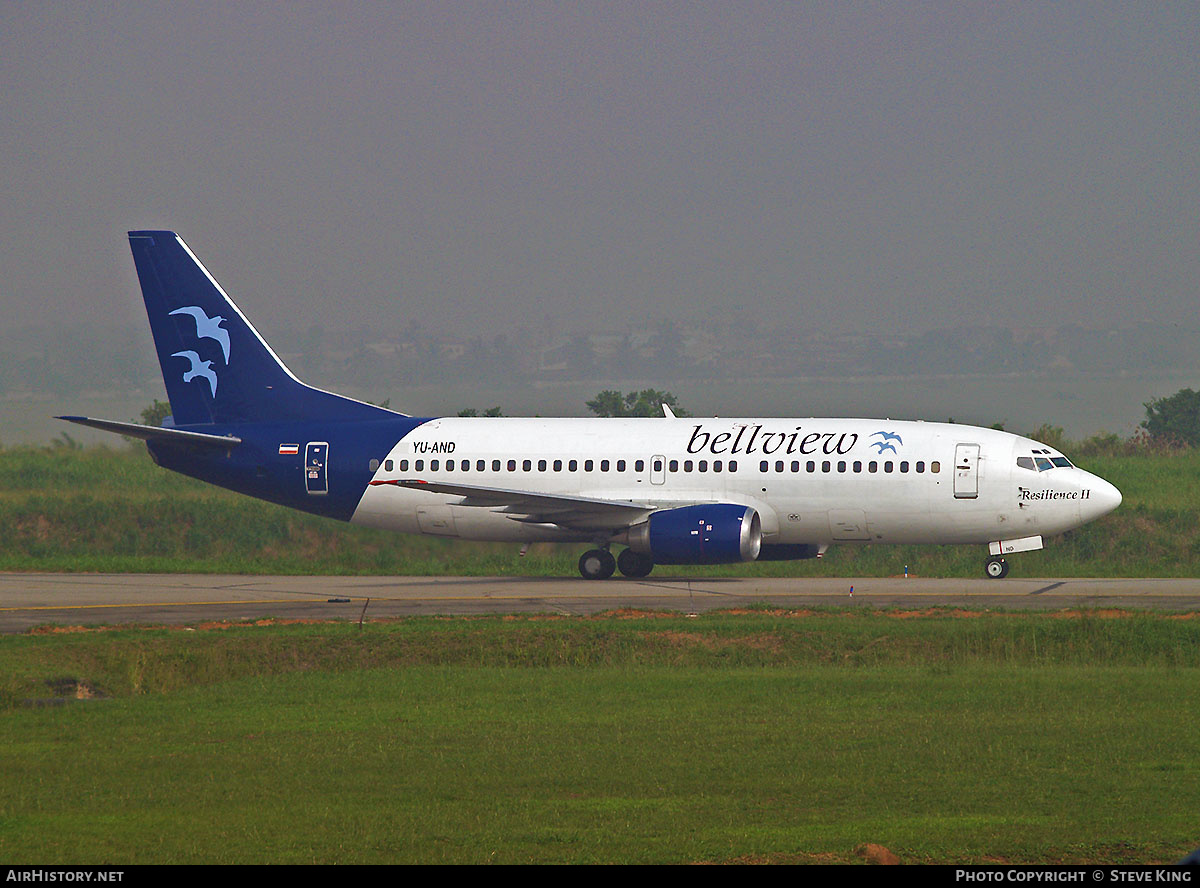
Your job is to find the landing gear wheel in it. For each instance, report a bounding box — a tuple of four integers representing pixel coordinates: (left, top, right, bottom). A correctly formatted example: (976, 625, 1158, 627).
(617, 548, 654, 578)
(985, 557, 1009, 579)
(579, 548, 616, 580)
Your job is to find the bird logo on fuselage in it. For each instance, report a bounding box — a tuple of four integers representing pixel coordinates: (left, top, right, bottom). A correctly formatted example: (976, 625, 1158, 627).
(870, 430, 903, 455)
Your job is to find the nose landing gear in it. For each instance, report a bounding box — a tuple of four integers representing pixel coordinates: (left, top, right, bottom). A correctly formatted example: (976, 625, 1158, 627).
(985, 557, 1010, 579)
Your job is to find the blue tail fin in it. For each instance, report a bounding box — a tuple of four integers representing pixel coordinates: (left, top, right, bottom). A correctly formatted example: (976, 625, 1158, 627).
(129, 231, 399, 426)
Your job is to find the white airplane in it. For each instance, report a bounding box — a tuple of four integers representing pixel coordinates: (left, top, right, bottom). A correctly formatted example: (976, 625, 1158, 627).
(60, 231, 1122, 580)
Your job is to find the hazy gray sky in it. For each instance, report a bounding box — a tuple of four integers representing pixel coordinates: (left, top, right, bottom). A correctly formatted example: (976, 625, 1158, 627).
(2, 1, 1197, 341)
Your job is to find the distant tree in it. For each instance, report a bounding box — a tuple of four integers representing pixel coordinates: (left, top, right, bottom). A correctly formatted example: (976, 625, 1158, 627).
(458, 407, 503, 417)
(1028, 424, 1066, 451)
(138, 399, 172, 427)
(586, 389, 690, 418)
(1142, 388, 1200, 447)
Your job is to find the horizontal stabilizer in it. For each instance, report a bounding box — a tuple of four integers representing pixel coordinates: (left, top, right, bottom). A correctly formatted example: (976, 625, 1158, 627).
(56, 416, 242, 448)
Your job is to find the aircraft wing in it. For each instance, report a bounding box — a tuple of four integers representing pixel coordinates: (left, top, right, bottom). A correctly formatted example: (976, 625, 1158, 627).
(368, 478, 656, 529)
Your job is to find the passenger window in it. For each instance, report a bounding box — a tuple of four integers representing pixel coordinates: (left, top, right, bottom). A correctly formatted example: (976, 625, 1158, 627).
(884, 461, 893, 473)
(635, 459, 645, 472)
(447, 459, 455, 471)
(837, 461, 846, 473)
(538, 459, 547, 472)
(492, 460, 501, 471)
(822, 461, 831, 472)
(399, 459, 408, 472)
(523, 460, 532, 472)
(728, 460, 737, 472)
(668, 459, 678, 472)
(415, 460, 424, 471)
(477, 460, 486, 471)
(698, 460, 708, 472)
(900, 461, 909, 473)
(601, 460, 610, 472)
(370, 459, 380, 471)
(791, 461, 800, 473)
(775, 460, 784, 472)
(683, 460, 693, 472)
(868, 461, 876, 473)
(853, 461, 862, 473)
(569, 459, 578, 471)
(713, 460, 722, 472)
(585, 460, 594, 472)
(807, 461, 815, 473)
(386, 459, 395, 472)
(617, 459, 627, 472)
(931, 461, 941, 473)
(916, 461, 925, 473)
(507, 460, 516, 472)
(760, 460, 769, 472)
(431, 459, 439, 471)
(554, 459, 563, 472)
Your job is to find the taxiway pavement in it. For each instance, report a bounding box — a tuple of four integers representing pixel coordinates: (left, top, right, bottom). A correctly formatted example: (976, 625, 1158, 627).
(2, 573, 1199, 633)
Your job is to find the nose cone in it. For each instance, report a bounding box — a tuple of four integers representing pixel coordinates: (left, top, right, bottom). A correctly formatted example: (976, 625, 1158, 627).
(1081, 474, 1122, 523)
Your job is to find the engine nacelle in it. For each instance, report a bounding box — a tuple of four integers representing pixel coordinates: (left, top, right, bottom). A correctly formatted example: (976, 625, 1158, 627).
(623, 504, 762, 564)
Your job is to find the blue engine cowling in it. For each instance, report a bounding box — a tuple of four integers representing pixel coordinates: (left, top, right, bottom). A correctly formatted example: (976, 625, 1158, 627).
(624, 504, 762, 565)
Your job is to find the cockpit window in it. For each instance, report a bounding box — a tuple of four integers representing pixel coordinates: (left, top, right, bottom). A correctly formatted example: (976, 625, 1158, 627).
(1019, 453, 1075, 472)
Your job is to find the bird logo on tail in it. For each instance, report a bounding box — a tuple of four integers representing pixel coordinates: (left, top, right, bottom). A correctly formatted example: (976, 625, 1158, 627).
(172, 351, 218, 398)
(169, 306, 230, 364)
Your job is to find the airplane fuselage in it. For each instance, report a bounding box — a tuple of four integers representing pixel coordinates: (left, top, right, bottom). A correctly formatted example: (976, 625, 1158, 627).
(149, 415, 1120, 552)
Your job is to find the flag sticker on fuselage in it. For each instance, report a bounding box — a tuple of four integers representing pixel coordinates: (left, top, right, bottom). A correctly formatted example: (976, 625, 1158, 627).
(279, 444, 299, 455)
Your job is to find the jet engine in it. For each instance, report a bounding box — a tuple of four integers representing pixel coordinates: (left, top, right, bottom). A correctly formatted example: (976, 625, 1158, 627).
(622, 504, 762, 564)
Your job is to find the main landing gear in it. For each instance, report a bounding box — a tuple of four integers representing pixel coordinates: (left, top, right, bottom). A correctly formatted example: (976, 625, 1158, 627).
(578, 547, 655, 580)
(985, 557, 1010, 579)
(578, 548, 615, 580)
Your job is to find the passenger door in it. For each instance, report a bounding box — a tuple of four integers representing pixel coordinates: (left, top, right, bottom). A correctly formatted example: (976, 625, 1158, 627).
(953, 443, 979, 499)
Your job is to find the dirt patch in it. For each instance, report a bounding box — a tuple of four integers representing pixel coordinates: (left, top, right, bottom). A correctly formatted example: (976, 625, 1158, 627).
(855, 843, 900, 865)
(885, 608, 991, 619)
(30, 624, 119, 635)
(1048, 609, 1139, 619)
(45, 677, 105, 699)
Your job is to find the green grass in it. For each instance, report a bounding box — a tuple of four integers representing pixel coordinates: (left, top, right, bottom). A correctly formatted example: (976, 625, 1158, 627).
(2, 611, 1199, 864)
(1, 443, 1197, 576)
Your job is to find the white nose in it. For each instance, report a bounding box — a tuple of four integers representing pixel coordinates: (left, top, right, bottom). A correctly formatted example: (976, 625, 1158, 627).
(1081, 475, 1122, 522)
